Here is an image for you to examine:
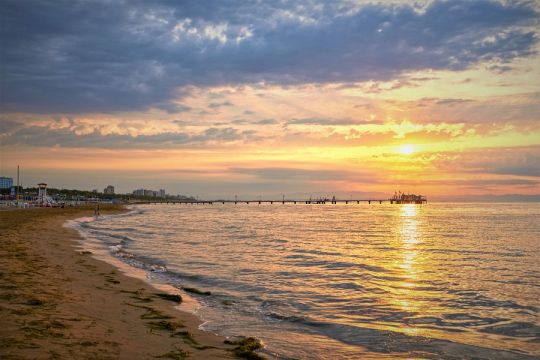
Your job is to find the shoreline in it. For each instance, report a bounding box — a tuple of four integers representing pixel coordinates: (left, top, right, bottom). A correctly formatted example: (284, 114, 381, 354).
(0, 205, 257, 359)
(67, 207, 214, 330)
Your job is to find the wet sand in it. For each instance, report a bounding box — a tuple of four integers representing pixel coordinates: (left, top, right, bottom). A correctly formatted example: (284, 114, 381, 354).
(0, 205, 241, 359)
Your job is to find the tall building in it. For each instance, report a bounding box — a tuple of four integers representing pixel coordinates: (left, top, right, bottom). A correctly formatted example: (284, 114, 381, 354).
(158, 189, 166, 198)
(104, 185, 115, 194)
(0, 177, 13, 189)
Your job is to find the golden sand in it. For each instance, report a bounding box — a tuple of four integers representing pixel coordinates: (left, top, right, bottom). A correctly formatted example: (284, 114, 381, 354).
(0, 205, 238, 359)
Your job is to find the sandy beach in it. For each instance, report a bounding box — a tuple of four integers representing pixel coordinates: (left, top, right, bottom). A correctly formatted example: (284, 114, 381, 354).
(0, 205, 258, 359)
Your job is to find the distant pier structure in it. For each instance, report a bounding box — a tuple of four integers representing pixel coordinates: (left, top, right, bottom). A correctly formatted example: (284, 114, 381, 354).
(390, 191, 427, 204)
(140, 192, 427, 205)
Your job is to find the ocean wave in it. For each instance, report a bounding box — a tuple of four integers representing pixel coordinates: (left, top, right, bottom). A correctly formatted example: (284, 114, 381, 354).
(265, 311, 306, 323)
(444, 293, 538, 314)
(113, 249, 168, 273)
(296, 321, 538, 359)
(480, 322, 540, 340)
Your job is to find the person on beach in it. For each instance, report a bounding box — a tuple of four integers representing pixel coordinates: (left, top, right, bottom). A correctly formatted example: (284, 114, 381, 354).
(94, 204, 100, 217)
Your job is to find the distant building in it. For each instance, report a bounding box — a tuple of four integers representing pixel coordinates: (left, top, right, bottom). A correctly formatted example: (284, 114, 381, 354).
(104, 185, 115, 194)
(132, 188, 166, 198)
(143, 189, 155, 197)
(37, 183, 47, 205)
(0, 177, 13, 189)
(133, 189, 145, 196)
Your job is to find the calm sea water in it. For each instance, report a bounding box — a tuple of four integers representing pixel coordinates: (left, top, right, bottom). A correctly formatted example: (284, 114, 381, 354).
(75, 203, 540, 359)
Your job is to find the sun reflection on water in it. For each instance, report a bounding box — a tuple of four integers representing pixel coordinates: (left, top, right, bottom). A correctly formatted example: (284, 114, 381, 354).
(396, 204, 422, 335)
(400, 204, 419, 277)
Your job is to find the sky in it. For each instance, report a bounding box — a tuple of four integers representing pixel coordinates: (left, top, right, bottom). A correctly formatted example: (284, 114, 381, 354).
(0, 0, 539, 200)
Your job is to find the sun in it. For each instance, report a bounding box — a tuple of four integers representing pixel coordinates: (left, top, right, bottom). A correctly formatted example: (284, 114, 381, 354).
(399, 144, 415, 155)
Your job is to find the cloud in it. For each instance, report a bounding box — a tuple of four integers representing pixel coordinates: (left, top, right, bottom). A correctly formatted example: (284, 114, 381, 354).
(449, 178, 539, 187)
(208, 101, 234, 109)
(0, 119, 23, 133)
(154, 103, 192, 114)
(229, 167, 377, 183)
(486, 64, 514, 73)
(1, 0, 538, 113)
(172, 119, 198, 126)
(0, 124, 259, 148)
(403, 177, 539, 188)
(287, 118, 377, 126)
(230, 118, 277, 125)
(405, 93, 540, 129)
(430, 146, 540, 178)
(254, 118, 277, 125)
(492, 164, 540, 177)
(435, 98, 475, 106)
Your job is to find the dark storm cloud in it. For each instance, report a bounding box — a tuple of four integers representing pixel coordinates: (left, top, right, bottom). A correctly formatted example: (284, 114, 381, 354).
(1, 0, 538, 113)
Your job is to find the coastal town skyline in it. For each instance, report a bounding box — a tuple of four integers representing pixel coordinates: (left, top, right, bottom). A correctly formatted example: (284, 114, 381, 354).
(1, 0, 539, 199)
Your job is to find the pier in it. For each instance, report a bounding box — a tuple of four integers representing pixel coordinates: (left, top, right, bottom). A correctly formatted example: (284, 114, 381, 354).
(138, 197, 426, 205)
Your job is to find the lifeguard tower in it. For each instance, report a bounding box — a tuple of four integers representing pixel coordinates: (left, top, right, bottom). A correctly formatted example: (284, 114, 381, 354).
(37, 183, 48, 206)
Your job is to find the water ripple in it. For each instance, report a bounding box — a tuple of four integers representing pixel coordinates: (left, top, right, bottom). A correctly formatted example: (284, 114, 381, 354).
(75, 203, 540, 358)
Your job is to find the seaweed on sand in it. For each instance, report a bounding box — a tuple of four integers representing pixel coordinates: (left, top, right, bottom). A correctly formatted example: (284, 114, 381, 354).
(124, 302, 172, 319)
(154, 349, 189, 360)
(224, 337, 265, 360)
(130, 294, 153, 303)
(140, 307, 173, 320)
(155, 293, 183, 303)
(172, 330, 197, 344)
(146, 320, 184, 331)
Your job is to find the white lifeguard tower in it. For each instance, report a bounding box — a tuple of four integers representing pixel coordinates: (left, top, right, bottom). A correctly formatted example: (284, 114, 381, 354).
(37, 183, 48, 206)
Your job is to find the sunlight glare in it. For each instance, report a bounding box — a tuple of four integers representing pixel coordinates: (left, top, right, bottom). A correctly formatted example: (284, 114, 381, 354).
(399, 144, 415, 155)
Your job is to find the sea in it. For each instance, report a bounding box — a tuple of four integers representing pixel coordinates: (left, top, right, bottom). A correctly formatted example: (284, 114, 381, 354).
(71, 203, 540, 359)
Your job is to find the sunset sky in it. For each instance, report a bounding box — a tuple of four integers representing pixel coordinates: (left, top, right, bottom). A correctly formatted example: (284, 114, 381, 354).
(1, 0, 539, 199)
